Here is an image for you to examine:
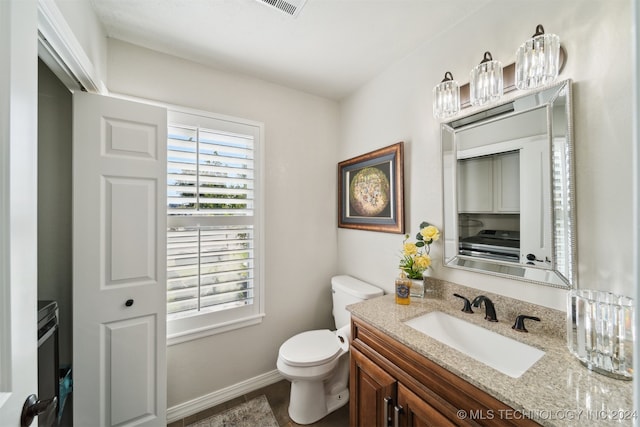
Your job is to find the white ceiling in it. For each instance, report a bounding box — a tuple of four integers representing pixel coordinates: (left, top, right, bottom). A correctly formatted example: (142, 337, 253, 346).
(90, 0, 488, 100)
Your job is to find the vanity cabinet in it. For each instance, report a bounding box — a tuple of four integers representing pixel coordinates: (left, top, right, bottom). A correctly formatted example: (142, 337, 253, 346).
(457, 152, 520, 214)
(349, 317, 539, 427)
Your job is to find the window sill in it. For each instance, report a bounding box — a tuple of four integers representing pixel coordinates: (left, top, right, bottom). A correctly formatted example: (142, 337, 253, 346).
(167, 313, 265, 346)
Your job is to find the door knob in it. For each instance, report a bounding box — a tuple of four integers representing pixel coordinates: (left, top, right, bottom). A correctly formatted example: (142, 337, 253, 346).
(21, 394, 57, 427)
(125, 299, 134, 307)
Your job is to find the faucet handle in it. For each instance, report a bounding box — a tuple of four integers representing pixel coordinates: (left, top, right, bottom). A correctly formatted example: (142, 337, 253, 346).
(512, 315, 541, 332)
(453, 294, 474, 313)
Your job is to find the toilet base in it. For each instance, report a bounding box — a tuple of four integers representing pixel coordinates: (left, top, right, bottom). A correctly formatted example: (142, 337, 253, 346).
(288, 380, 349, 425)
(326, 387, 349, 414)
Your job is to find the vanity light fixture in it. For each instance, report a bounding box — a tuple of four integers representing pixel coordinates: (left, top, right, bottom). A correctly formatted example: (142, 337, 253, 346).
(515, 24, 560, 89)
(432, 71, 460, 119)
(469, 51, 503, 106)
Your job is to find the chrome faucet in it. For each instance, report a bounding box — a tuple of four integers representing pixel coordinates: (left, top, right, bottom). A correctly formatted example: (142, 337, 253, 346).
(471, 295, 498, 322)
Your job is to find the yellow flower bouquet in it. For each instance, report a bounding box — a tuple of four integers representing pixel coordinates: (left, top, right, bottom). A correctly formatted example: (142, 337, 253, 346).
(399, 221, 440, 280)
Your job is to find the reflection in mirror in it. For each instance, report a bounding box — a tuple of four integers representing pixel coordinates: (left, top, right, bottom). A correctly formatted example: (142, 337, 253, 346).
(441, 80, 575, 289)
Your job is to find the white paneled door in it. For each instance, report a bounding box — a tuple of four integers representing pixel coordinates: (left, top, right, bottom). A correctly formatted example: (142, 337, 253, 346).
(73, 92, 167, 426)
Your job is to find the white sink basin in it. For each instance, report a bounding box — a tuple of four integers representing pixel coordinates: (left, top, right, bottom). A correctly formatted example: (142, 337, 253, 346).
(404, 311, 545, 378)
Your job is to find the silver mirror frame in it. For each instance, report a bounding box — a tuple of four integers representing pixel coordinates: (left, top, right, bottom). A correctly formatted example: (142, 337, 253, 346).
(441, 79, 576, 289)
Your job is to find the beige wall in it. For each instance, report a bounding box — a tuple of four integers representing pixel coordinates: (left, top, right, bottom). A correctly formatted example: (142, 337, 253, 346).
(106, 39, 340, 407)
(338, 0, 633, 310)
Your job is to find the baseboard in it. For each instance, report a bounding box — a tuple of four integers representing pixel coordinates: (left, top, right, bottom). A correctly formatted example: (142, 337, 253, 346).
(166, 369, 284, 423)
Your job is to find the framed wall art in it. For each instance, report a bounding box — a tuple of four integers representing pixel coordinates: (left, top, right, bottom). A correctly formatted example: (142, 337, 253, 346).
(338, 142, 404, 233)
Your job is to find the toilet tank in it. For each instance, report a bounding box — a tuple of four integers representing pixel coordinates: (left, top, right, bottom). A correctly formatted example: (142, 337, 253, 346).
(331, 275, 383, 329)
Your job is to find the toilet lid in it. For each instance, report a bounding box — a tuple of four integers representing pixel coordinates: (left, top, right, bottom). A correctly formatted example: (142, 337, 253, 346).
(279, 330, 342, 367)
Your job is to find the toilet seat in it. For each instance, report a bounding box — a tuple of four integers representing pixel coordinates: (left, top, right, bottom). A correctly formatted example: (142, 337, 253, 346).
(279, 330, 342, 367)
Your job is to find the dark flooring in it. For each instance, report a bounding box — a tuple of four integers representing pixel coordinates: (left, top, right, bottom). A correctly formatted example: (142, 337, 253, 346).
(167, 379, 350, 427)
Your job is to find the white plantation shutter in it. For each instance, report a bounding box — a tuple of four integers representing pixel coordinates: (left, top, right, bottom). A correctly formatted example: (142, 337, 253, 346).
(167, 125, 254, 215)
(167, 226, 254, 317)
(167, 110, 264, 344)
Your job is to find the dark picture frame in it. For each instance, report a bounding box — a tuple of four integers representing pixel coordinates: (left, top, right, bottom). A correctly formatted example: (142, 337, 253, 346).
(338, 142, 404, 233)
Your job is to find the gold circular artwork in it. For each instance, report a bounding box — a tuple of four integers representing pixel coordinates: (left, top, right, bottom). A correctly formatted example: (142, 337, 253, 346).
(349, 167, 390, 216)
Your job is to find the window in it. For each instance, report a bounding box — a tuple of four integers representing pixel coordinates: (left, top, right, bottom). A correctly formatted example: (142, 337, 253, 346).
(166, 109, 264, 345)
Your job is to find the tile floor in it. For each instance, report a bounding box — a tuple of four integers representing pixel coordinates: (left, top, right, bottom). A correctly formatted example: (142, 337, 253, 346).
(167, 379, 350, 427)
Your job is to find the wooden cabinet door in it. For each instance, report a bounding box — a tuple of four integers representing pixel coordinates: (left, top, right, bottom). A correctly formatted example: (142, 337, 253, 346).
(351, 347, 397, 427)
(397, 383, 458, 427)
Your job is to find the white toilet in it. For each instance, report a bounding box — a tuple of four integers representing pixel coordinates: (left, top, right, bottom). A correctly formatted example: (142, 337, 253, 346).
(277, 275, 383, 425)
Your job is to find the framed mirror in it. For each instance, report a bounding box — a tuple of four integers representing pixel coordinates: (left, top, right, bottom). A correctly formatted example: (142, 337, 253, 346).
(441, 79, 575, 289)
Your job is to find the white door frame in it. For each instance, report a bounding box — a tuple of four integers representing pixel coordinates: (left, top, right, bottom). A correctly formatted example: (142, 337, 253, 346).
(0, 0, 40, 423)
(633, 0, 639, 414)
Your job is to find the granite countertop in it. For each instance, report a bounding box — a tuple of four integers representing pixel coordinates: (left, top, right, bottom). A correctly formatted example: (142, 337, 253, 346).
(347, 281, 634, 427)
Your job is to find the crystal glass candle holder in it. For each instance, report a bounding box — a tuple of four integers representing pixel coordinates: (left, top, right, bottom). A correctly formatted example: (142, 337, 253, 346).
(433, 71, 460, 119)
(469, 52, 503, 107)
(567, 289, 634, 380)
(516, 25, 560, 90)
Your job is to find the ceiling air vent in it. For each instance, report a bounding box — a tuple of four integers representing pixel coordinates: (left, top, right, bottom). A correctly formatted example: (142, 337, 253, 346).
(255, 0, 308, 17)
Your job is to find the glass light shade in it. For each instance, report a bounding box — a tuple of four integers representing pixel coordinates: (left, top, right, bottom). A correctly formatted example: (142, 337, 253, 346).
(469, 52, 503, 106)
(432, 71, 460, 119)
(516, 25, 560, 89)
